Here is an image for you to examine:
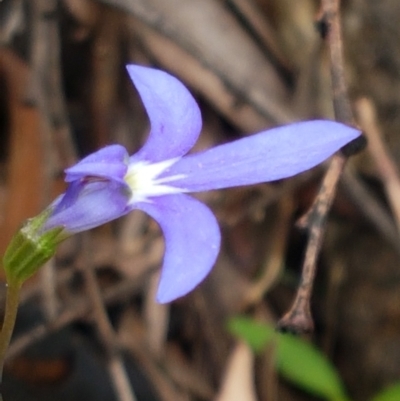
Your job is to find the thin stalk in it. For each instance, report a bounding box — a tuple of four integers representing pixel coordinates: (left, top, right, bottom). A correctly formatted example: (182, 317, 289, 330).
(0, 279, 22, 388)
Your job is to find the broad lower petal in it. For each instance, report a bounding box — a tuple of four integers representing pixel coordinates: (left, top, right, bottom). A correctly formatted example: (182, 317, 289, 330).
(127, 65, 202, 164)
(65, 145, 129, 183)
(43, 179, 131, 234)
(160, 120, 361, 192)
(136, 194, 221, 303)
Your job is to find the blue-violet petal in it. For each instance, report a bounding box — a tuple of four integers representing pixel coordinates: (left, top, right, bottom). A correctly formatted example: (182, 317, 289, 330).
(65, 145, 129, 183)
(127, 65, 202, 164)
(135, 194, 221, 303)
(43, 179, 131, 234)
(160, 120, 361, 192)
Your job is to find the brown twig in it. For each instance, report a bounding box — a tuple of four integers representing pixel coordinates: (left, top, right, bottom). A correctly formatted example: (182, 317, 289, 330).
(28, 0, 69, 321)
(356, 98, 400, 233)
(6, 270, 156, 361)
(341, 168, 400, 254)
(322, 0, 352, 125)
(143, 273, 169, 358)
(79, 234, 138, 401)
(226, 0, 291, 72)
(0, 0, 24, 45)
(103, 0, 294, 128)
(278, 156, 347, 332)
(29, 0, 77, 167)
(242, 196, 294, 308)
(278, 0, 354, 333)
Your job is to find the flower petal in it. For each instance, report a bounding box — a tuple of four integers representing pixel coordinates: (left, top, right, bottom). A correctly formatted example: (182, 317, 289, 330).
(126, 65, 202, 163)
(65, 145, 129, 183)
(135, 194, 221, 303)
(43, 179, 131, 234)
(160, 120, 361, 192)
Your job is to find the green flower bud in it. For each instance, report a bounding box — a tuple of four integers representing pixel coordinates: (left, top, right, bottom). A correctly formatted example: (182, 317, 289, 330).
(2, 210, 64, 284)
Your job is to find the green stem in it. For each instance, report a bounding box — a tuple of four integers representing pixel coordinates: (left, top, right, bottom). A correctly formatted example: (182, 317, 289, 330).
(0, 279, 21, 384)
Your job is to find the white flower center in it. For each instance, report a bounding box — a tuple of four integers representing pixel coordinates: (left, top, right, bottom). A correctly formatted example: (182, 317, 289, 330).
(124, 158, 185, 203)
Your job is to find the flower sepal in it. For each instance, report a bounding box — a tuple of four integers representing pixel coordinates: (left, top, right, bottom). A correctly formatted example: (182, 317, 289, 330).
(3, 210, 64, 284)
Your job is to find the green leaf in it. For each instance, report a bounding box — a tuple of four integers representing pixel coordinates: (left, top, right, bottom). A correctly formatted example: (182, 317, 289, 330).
(227, 316, 276, 353)
(370, 383, 400, 401)
(228, 316, 349, 401)
(277, 331, 348, 400)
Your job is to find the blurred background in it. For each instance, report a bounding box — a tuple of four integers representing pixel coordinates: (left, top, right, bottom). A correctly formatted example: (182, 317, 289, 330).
(1, 0, 400, 400)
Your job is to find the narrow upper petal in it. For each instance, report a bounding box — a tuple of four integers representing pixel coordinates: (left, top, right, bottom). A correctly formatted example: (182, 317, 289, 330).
(126, 65, 202, 164)
(65, 145, 129, 183)
(135, 194, 221, 303)
(43, 179, 131, 234)
(159, 120, 361, 192)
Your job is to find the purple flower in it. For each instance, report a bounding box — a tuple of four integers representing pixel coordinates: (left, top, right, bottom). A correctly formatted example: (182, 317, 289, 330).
(41, 65, 361, 303)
